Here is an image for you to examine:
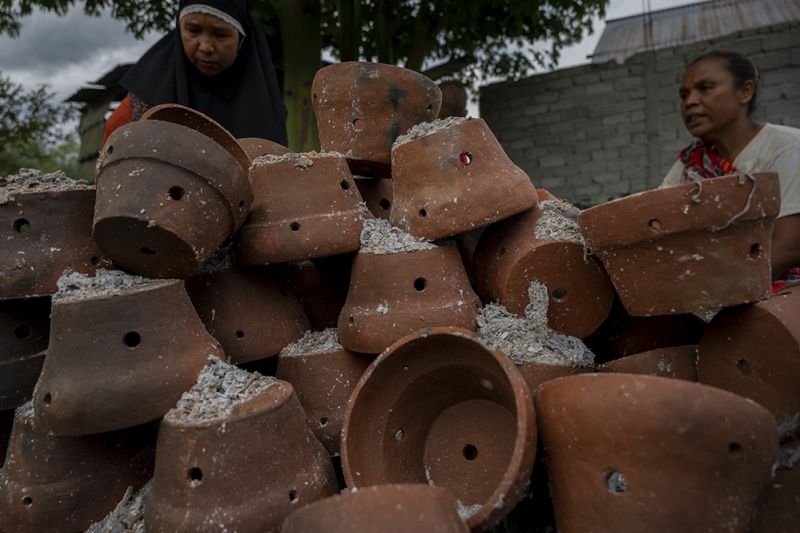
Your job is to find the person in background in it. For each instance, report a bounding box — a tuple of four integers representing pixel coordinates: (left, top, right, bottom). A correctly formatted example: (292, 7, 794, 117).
(102, 0, 287, 145)
(661, 50, 800, 292)
(437, 81, 468, 119)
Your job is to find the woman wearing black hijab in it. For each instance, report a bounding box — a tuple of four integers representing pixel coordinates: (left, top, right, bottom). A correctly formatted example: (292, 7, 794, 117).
(102, 0, 287, 145)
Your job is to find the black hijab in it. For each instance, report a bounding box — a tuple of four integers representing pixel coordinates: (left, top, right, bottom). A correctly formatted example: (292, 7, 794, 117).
(121, 0, 288, 145)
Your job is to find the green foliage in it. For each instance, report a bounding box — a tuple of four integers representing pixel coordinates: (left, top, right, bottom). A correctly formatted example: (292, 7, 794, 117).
(0, 135, 80, 178)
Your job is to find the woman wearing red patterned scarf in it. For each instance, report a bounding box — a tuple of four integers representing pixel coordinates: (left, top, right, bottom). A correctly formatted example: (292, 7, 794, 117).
(661, 50, 800, 292)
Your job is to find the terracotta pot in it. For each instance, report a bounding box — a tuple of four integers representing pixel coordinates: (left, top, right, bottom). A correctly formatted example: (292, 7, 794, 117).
(235, 153, 368, 265)
(342, 327, 537, 530)
(390, 118, 538, 240)
(515, 362, 589, 394)
(281, 484, 469, 533)
(145, 375, 337, 532)
(473, 207, 615, 338)
(94, 103, 251, 278)
(354, 177, 393, 220)
(0, 297, 49, 410)
(579, 173, 780, 318)
(338, 245, 481, 354)
(0, 404, 155, 533)
(284, 259, 350, 330)
(33, 277, 221, 435)
(276, 345, 372, 455)
(698, 287, 800, 423)
(598, 345, 698, 381)
(238, 137, 290, 161)
(186, 267, 310, 364)
(312, 62, 441, 177)
(535, 373, 778, 533)
(0, 184, 108, 299)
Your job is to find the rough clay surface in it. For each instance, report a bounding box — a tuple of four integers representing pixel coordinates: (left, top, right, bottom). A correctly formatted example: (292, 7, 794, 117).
(280, 328, 343, 357)
(392, 116, 468, 148)
(0, 168, 90, 205)
(165, 356, 277, 424)
(85, 481, 151, 533)
(359, 218, 436, 254)
(53, 270, 171, 303)
(251, 151, 348, 169)
(477, 282, 594, 367)
(534, 201, 584, 244)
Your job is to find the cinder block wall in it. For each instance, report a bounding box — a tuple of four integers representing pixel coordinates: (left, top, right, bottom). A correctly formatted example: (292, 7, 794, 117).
(480, 21, 800, 207)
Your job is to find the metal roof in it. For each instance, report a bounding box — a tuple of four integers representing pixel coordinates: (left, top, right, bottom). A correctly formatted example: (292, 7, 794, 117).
(65, 63, 133, 104)
(592, 0, 800, 64)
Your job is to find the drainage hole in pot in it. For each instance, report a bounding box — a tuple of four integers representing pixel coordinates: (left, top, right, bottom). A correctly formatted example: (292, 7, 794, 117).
(736, 357, 751, 374)
(497, 247, 506, 258)
(352, 118, 364, 132)
(13, 218, 30, 234)
(647, 219, 661, 231)
(290, 222, 301, 232)
(552, 287, 567, 301)
(606, 470, 627, 493)
(379, 198, 391, 210)
(729, 441, 742, 455)
(395, 429, 405, 441)
(187, 467, 203, 486)
(427, 103, 432, 111)
(239, 200, 245, 208)
(14, 324, 32, 340)
(140, 246, 157, 256)
(348, 315, 355, 325)
(413, 277, 427, 292)
(107, 145, 114, 155)
(90, 256, 100, 265)
(289, 490, 298, 503)
(419, 208, 427, 217)
(22, 496, 33, 507)
(748, 243, 762, 259)
(340, 180, 350, 191)
(123, 331, 141, 348)
(319, 417, 329, 428)
(463, 444, 478, 461)
(235, 330, 245, 339)
(168, 186, 185, 201)
(459, 151, 473, 165)
(43, 393, 52, 406)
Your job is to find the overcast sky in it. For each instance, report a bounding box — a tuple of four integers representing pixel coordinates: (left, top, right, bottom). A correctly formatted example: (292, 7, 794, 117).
(0, 0, 697, 106)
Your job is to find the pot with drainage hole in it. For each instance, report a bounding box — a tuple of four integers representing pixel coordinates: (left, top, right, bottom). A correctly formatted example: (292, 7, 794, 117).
(341, 327, 537, 530)
(354, 177, 394, 220)
(579, 173, 780, 319)
(0, 297, 50, 410)
(598, 345, 698, 381)
(94, 103, 252, 278)
(535, 373, 778, 533)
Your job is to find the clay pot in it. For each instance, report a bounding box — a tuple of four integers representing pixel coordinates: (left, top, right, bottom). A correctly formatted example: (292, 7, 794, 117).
(390, 118, 538, 240)
(276, 347, 372, 455)
(0, 186, 108, 299)
(235, 154, 368, 265)
(186, 267, 310, 364)
(238, 137, 290, 161)
(338, 245, 481, 354)
(598, 345, 698, 381)
(33, 279, 221, 435)
(751, 439, 800, 533)
(535, 373, 778, 533)
(0, 297, 49, 410)
(342, 327, 537, 530)
(698, 287, 800, 423)
(281, 484, 469, 533)
(515, 362, 588, 394)
(285, 259, 350, 330)
(473, 207, 615, 338)
(354, 177, 393, 220)
(94, 103, 252, 278)
(312, 62, 441, 177)
(579, 173, 780, 318)
(0, 404, 155, 533)
(145, 379, 338, 532)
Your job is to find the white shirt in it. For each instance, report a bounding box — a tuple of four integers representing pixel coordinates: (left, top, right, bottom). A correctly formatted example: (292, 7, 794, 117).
(661, 123, 800, 218)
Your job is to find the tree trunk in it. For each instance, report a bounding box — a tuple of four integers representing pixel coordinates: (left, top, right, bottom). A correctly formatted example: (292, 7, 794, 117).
(338, 0, 361, 61)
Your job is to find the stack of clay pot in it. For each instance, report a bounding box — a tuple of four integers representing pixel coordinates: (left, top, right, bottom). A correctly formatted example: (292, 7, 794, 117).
(0, 60, 796, 533)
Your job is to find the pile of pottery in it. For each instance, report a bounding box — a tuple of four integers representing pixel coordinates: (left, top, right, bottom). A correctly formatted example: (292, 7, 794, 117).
(0, 61, 797, 533)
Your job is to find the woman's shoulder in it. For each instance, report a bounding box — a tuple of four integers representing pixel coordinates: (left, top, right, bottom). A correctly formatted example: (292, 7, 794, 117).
(759, 123, 800, 149)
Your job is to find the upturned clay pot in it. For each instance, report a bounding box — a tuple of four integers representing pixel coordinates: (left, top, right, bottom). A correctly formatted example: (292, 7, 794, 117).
(281, 484, 469, 533)
(473, 207, 615, 338)
(285, 259, 350, 330)
(0, 404, 155, 533)
(276, 346, 372, 455)
(342, 328, 537, 530)
(312, 62, 441, 177)
(598, 345, 698, 381)
(0, 184, 108, 299)
(0, 297, 49, 410)
(579, 173, 780, 318)
(698, 287, 800, 423)
(515, 362, 588, 394)
(535, 373, 778, 533)
(390, 118, 538, 240)
(235, 153, 368, 265)
(94, 104, 252, 278)
(338, 245, 481, 354)
(33, 278, 221, 435)
(354, 177, 393, 220)
(145, 378, 337, 532)
(186, 267, 309, 364)
(238, 137, 290, 161)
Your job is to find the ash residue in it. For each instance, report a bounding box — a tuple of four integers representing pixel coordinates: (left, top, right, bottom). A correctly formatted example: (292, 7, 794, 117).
(476, 282, 594, 367)
(16, 400, 35, 419)
(280, 328, 343, 357)
(534, 201, 584, 244)
(392, 116, 468, 148)
(53, 270, 170, 303)
(165, 356, 277, 424)
(252, 151, 348, 169)
(197, 243, 234, 274)
(359, 218, 436, 254)
(0, 168, 90, 205)
(779, 413, 800, 442)
(85, 481, 151, 533)
(457, 500, 482, 520)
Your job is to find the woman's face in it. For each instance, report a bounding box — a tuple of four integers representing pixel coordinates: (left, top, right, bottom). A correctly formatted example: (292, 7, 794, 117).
(180, 13, 240, 76)
(678, 58, 753, 142)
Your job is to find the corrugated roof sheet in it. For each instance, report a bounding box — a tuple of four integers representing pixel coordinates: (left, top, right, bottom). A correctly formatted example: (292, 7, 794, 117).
(592, 0, 800, 64)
